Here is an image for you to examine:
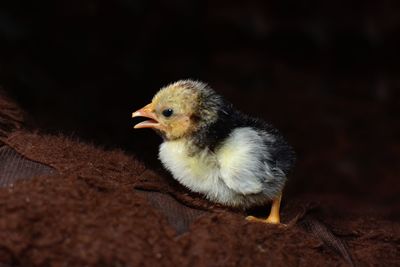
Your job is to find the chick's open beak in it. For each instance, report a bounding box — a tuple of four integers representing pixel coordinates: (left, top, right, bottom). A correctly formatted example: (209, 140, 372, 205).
(132, 103, 161, 130)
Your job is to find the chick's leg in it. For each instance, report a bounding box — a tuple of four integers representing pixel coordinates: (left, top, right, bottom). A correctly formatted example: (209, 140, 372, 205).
(265, 193, 282, 223)
(246, 193, 282, 224)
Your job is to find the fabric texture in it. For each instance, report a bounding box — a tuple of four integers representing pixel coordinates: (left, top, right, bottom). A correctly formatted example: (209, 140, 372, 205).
(0, 93, 398, 266)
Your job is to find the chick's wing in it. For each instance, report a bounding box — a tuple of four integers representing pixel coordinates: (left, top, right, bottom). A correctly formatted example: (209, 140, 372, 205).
(217, 127, 268, 195)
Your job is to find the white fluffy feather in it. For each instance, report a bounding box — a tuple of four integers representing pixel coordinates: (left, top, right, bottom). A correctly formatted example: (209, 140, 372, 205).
(159, 127, 277, 208)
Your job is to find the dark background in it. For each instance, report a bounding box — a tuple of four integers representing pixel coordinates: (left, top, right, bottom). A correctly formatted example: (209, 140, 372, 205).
(0, 1, 399, 218)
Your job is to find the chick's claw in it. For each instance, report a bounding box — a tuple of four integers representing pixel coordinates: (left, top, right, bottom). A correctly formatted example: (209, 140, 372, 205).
(246, 215, 264, 222)
(246, 215, 286, 227)
(246, 215, 278, 224)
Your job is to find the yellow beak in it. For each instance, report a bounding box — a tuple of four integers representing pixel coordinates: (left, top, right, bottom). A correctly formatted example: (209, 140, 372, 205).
(132, 103, 161, 129)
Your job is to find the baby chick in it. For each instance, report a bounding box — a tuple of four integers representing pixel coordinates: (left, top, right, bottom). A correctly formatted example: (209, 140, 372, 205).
(132, 80, 295, 224)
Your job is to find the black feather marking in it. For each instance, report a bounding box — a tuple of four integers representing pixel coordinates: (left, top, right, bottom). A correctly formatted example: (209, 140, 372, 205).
(190, 95, 296, 175)
(191, 101, 238, 151)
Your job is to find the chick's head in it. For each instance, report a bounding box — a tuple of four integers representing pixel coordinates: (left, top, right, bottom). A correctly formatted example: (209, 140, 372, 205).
(132, 80, 220, 140)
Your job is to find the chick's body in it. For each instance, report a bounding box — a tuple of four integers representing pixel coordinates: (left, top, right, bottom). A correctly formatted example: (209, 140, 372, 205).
(132, 80, 295, 222)
(160, 118, 292, 209)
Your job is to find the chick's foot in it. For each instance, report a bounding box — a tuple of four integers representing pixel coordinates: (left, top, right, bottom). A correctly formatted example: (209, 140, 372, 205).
(246, 194, 282, 224)
(246, 215, 280, 224)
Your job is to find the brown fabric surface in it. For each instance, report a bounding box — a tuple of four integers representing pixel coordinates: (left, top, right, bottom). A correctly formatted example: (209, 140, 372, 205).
(0, 145, 55, 187)
(0, 131, 398, 266)
(300, 216, 354, 266)
(0, 91, 24, 140)
(135, 190, 207, 235)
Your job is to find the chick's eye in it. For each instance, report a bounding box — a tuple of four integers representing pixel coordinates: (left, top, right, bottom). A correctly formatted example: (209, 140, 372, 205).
(162, 108, 174, 117)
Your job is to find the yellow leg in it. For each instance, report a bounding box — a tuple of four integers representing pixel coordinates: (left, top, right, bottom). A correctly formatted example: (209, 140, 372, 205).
(246, 193, 282, 224)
